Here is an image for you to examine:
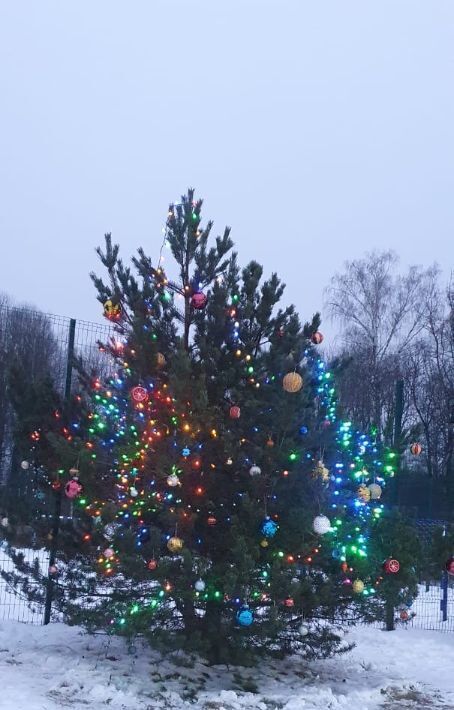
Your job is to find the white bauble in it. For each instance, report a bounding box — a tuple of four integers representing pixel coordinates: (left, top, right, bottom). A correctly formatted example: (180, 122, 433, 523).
(195, 579, 206, 592)
(21, 461, 30, 470)
(1, 517, 9, 528)
(313, 515, 331, 535)
(103, 523, 117, 540)
(368, 483, 382, 500)
(299, 623, 309, 637)
(130, 487, 138, 498)
(249, 465, 261, 477)
(167, 474, 180, 487)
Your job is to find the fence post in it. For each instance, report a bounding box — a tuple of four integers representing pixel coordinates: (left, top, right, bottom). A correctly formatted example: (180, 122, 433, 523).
(384, 380, 404, 630)
(440, 571, 448, 623)
(43, 318, 76, 625)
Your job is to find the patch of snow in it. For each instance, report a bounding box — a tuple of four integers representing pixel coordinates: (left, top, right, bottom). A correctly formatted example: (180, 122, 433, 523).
(0, 621, 452, 709)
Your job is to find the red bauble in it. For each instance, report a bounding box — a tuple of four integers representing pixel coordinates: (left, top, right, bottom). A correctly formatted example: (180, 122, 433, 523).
(400, 610, 410, 621)
(229, 405, 241, 419)
(147, 559, 158, 571)
(410, 442, 422, 456)
(341, 561, 348, 573)
(130, 386, 149, 404)
(445, 556, 454, 576)
(311, 331, 324, 345)
(207, 516, 217, 526)
(51, 480, 61, 491)
(65, 479, 83, 500)
(383, 558, 400, 574)
(284, 598, 295, 608)
(191, 292, 207, 310)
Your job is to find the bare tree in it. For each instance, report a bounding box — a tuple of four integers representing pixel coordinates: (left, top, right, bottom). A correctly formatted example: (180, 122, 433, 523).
(325, 251, 437, 438)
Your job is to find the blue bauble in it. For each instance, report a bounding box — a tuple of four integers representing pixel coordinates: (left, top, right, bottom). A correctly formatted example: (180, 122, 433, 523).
(237, 607, 254, 627)
(182, 447, 191, 457)
(261, 518, 278, 538)
(300, 426, 308, 435)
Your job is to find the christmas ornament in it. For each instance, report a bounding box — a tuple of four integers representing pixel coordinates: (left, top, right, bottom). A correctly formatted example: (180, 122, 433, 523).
(313, 515, 331, 535)
(182, 447, 191, 457)
(341, 561, 348, 573)
(0, 517, 9, 528)
(156, 352, 166, 367)
(207, 516, 217, 526)
(410, 442, 422, 456)
(313, 460, 329, 482)
(103, 299, 121, 321)
(103, 523, 118, 540)
(51, 480, 61, 491)
(65, 479, 83, 499)
(48, 565, 58, 576)
(260, 539, 269, 548)
(266, 436, 274, 447)
(368, 483, 382, 500)
(445, 556, 454, 575)
(284, 598, 294, 608)
(352, 579, 365, 594)
(21, 460, 30, 470)
(299, 426, 308, 435)
(236, 606, 253, 626)
(167, 474, 180, 487)
(383, 558, 400, 574)
(191, 292, 207, 310)
(311, 331, 324, 345)
(299, 622, 309, 636)
(103, 548, 115, 559)
(249, 464, 261, 477)
(167, 536, 183, 553)
(261, 518, 278, 538)
(357, 484, 371, 502)
(130, 487, 138, 497)
(195, 579, 206, 592)
(229, 405, 241, 419)
(130, 386, 149, 404)
(283, 372, 303, 393)
(147, 559, 158, 570)
(399, 609, 410, 621)
(69, 467, 79, 476)
(226, 457, 233, 466)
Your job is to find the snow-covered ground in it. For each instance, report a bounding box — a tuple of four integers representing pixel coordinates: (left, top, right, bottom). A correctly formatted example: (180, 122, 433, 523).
(0, 621, 452, 709)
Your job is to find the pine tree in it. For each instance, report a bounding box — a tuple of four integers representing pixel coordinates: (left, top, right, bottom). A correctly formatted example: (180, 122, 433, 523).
(5, 190, 419, 663)
(14, 190, 356, 663)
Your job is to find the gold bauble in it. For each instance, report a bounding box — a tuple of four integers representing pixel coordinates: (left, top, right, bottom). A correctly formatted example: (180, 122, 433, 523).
(167, 536, 183, 553)
(156, 352, 166, 367)
(352, 579, 365, 594)
(260, 539, 269, 548)
(283, 372, 303, 393)
(357, 484, 371, 502)
(314, 460, 330, 482)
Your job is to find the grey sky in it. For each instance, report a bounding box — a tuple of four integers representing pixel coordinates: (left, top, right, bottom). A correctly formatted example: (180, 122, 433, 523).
(1, 1, 453, 342)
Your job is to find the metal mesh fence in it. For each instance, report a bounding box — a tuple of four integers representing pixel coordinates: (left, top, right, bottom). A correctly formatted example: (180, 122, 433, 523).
(0, 304, 114, 623)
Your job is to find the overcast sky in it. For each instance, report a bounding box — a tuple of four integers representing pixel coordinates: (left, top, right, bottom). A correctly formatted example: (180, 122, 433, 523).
(1, 1, 453, 342)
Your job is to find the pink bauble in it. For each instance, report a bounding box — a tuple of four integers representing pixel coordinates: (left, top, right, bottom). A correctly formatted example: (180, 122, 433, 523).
(229, 405, 241, 419)
(130, 386, 148, 404)
(48, 565, 58, 576)
(191, 292, 207, 310)
(103, 548, 115, 559)
(64, 479, 83, 499)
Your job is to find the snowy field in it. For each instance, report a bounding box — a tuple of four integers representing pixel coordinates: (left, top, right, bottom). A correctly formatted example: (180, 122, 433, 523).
(0, 620, 453, 709)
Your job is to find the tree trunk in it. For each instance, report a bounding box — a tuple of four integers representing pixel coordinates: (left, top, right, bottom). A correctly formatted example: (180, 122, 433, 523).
(203, 601, 224, 664)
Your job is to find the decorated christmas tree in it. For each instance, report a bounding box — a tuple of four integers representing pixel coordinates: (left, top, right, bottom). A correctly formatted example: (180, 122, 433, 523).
(4, 190, 419, 663)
